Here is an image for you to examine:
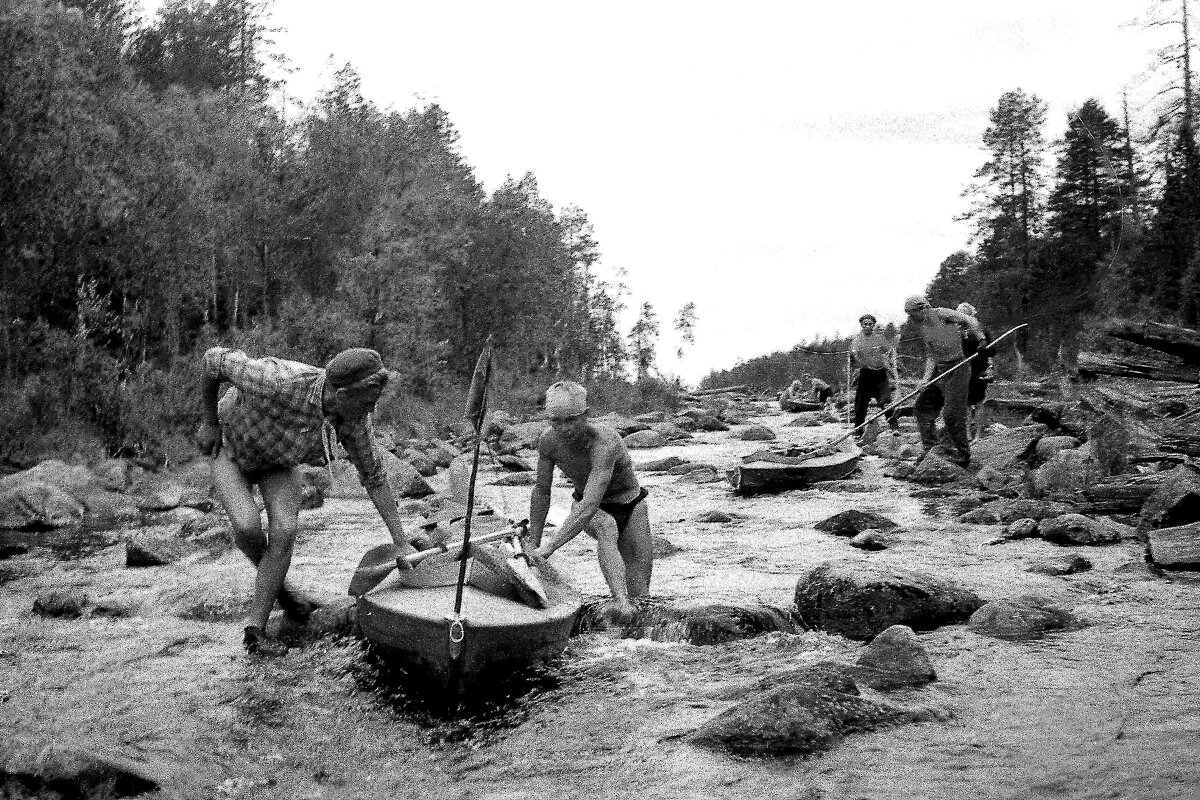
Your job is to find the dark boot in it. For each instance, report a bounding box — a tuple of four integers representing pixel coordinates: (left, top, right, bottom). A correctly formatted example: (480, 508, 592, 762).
(243, 625, 288, 657)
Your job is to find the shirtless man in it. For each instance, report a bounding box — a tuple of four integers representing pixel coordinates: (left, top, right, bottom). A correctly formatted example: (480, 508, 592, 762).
(526, 381, 652, 620)
(904, 295, 982, 467)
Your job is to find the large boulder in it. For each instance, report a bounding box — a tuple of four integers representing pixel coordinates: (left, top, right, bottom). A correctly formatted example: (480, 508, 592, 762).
(327, 451, 433, 499)
(1039, 514, 1129, 546)
(813, 509, 898, 537)
(591, 413, 649, 437)
(401, 449, 438, 477)
(735, 425, 776, 442)
(959, 499, 1077, 525)
(970, 424, 1046, 471)
(793, 562, 984, 640)
(1031, 450, 1097, 498)
(685, 663, 937, 757)
(0, 482, 85, 529)
(498, 421, 547, 452)
(967, 596, 1079, 640)
(1140, 465, 1200, 531)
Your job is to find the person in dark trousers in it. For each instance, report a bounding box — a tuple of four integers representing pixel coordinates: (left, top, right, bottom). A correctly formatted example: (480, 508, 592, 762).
(904, 295, 982, 467)
(957, 302, 995, 441)
(196, 347, 424, 657)
(849, 313, 899, 437)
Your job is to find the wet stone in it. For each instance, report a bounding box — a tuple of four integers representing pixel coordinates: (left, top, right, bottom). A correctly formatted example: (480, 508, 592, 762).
(651, 535, 681, 557)
(685, 662, 938, 757)
(813, 509, 898, 537)
(1004, 518, 1040, 539)
(636, 455, 688, 472)
(1039, 514, 1124, 546)
(623, 430, 667, 449)
(695, 510, 733, 524)
(575, 600, 794, 645)
(849, 530, 890, 550)
(794, 561, 984, 640)
(403, 449, 439, 477)
(908, 451, 968, 485)
(967, 596, 1080, 640)
(854, 624, 937, 690)
(735, 424, 776, 441)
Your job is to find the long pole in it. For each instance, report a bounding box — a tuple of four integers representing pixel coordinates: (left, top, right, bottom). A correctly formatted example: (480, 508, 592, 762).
(454, 340, 493, 616)
(820, 324, 1027, 453)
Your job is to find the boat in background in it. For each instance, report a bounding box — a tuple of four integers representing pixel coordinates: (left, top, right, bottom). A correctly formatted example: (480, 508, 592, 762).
(730, 444, 862, 496)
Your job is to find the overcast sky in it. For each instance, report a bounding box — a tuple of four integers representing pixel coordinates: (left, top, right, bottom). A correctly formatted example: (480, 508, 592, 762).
(142, 1, 1168, 384)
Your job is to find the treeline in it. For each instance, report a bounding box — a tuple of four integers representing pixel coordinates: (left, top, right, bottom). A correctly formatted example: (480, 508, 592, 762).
(0, 0, 668, 461)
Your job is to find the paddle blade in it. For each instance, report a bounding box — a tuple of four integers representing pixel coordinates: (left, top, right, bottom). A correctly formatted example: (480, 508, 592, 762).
(348, 543, 403, 597)
(464, 337, 494, 430)
(470, 543, 549, 609)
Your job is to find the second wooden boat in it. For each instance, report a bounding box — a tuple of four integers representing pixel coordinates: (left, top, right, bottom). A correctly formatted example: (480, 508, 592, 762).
(730, 447, 862, 496)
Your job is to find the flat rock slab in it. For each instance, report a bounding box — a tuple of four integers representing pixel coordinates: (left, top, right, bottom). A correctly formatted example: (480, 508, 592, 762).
(1027, 555, 1092, 576)
(685, 662, 939, 757)
(1147, 521, 1200, 568)
(814, 509, 898, 536)
(623, 430, 668, 449)
(967, 596, 1081, 640)
(575, 601, 795, 645)
(636, 456, 688, 472)
(794, 562, 984, 640)
(960, 499, 1077, 525)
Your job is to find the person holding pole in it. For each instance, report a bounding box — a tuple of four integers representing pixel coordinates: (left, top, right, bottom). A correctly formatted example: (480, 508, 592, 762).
(956, 302, 995, 442)
(196, 347, 423, 657)
(849, 313, 900, 440)
(904, 295, 982, 467)
(527, 381, 652, 621)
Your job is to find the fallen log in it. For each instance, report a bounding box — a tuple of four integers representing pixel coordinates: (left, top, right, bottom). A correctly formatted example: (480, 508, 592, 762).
(1077, 351, 1197, 384)
(1147, 522, 1200, 568)
(1103, 319, 1200, 364)
(689, 385, 751, 397)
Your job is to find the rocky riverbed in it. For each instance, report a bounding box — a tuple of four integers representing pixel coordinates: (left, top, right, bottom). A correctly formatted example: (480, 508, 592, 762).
(2, 396, 1199, 799)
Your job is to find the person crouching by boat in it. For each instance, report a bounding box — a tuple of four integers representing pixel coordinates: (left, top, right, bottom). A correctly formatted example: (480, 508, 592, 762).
(196, 346, 423, 657)
(811, 377, 835, 411)
(526, 381, 652, 622)
(779, 379, 806, 410)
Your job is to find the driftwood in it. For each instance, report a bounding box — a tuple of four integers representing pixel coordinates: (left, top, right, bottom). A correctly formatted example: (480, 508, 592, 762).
(1103, 319, 1200, 364)
(987, 396, 1047, 415)
(1147, 522, 1200, 568)
(1077, 351, 1196, 384)
(1080, 385, 1154, 416)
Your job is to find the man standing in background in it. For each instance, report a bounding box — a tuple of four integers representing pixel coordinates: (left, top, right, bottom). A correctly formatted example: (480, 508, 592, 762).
(849, 313, 899, 439)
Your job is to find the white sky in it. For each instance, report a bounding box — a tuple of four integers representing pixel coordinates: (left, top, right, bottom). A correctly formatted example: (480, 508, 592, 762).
(143, 0, 1169, 384)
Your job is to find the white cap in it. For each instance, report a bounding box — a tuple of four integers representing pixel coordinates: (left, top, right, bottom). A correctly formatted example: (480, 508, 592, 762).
(956, 302, 977, 317)
(545, 381, 588, 418)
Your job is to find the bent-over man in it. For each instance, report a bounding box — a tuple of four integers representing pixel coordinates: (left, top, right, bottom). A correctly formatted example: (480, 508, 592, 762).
(527, 381, 653, 620)
(904, 295, 982, 467)
(196, 347, 420, 657)
(849, 312, 899, 437)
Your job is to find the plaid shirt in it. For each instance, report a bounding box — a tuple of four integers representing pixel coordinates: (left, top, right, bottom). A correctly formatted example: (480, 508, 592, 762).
(204, 347, 386, 488)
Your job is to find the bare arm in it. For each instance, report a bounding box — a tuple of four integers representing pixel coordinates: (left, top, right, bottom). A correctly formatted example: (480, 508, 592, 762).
(196, 350, 224, 455)
(535, 437, 619, 558)
(526, 443, 555, 549)
(365, 481, 416, 555)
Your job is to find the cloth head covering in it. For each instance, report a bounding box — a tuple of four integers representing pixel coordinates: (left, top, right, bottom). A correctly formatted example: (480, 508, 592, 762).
(956, 302, 977, 317)
(325, 348, 385, 389)
(790, 380, 803, 391)
(545, 381, 588, 418)
(904, 295, 931, 314)
(859, 313, 877, 324)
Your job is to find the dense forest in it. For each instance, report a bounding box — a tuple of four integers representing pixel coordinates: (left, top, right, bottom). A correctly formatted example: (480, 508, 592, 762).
(703, 1, 1200, 393)
(0, 0, 682, 464)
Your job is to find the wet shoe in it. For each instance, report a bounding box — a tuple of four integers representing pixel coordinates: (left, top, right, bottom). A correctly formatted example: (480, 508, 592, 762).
(243, 625, 288, 657)
(277, 586, 317, 622)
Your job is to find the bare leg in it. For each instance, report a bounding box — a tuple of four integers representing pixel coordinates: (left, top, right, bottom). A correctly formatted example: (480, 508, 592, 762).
(615, 500, 653, 599)
(212, 453, 266, 570)
(248, 468, 301, 631)
(580, 505, 634, 618)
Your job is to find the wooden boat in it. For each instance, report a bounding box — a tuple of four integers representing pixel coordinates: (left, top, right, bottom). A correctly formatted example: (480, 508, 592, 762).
(355, 515, 583, 697)
(730, 446, 862, 496)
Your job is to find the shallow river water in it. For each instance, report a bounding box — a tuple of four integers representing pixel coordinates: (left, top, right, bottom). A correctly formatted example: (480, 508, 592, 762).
(2, 406, 1199, 799)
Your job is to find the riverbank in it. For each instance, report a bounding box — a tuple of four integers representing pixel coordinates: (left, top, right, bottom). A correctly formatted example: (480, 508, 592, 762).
(2, 397, 1199, 799)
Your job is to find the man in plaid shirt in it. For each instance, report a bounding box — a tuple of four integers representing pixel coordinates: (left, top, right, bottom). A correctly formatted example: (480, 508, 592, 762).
(197, 346, 419, 657)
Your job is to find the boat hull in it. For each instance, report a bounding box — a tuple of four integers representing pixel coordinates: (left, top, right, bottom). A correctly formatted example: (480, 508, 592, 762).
(356, 568, 582, 695)
(731, 449, 861, 496)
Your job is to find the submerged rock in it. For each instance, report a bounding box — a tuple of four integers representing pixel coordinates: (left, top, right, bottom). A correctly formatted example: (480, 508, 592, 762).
(575, 600, 794, 645)
(793, 561, 984, 640)
(813, 509, 898, 537)
(967, 596, 1080, 640)
(1039, 514, 1127, 546)
(685, 662, 938, 757)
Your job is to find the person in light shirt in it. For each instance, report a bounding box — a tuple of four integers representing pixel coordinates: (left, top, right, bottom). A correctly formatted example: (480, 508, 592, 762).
(849, 313, 899, 438)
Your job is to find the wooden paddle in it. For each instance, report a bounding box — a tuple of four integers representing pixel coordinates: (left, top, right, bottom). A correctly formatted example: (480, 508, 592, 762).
(348, 520, 529, 597)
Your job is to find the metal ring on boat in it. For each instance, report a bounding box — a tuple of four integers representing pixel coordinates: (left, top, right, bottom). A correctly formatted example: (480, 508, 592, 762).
(449, 618, 465, 643)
